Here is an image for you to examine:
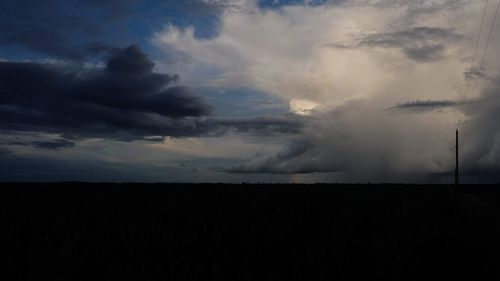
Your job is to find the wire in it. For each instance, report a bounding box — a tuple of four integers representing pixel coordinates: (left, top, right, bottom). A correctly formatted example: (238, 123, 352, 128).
(459, 0, 500, 130)
(470, 0, 489, 79)
(462, 0, 489, 101)
(473, 0, 500, 91)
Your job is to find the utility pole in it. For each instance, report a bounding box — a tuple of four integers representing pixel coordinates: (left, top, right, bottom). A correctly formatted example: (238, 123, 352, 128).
(455, 129, 459, 185)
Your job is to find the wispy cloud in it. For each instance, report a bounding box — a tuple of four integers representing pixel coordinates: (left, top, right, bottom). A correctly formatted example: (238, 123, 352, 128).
(334, 26, 464, 62)
(388, 99, 472, 113)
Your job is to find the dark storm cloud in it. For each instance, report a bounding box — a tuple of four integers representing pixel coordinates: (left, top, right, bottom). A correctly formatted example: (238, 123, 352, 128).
(0, 45, 209, 117)
(30, 139, 76, 150)
(226, 140, 335, 174)
(335, 27, 463, 62)
(106, 45, 156, 75)
(388, 99, 471, 113)
(0, 45, 303, 142)
(0, 45, 211, 140)
(4, 139, 76, 150)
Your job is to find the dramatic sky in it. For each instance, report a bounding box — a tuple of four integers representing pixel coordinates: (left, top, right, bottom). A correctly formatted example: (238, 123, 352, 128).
(1, 0, 500, 183)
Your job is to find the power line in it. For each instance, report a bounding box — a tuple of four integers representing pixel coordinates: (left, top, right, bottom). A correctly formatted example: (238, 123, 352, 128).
(470, 0, 489, 78)
(459, 0, 499, 130)
(462, 0, 489, 101)
(472, 0, 500, 91)
(453, 0, 499, 183)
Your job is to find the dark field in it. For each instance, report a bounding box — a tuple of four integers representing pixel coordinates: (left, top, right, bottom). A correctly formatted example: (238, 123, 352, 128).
(1, 183, 500, 280)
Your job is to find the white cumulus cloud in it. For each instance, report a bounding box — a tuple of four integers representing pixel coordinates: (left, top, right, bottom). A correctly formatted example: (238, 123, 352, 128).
(152, 0, 500, 182)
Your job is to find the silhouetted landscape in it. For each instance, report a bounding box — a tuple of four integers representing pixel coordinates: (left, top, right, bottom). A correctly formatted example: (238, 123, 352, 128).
(1, 183, 500, 280)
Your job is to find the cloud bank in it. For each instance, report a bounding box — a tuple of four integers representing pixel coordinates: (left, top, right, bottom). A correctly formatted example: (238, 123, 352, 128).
(0, 45, 303, 144)
(155, 0, 500, 182)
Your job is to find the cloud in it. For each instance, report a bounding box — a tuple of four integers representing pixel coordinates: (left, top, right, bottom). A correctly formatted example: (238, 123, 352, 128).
(230, 74, 500, 182)
(354, 27, 463, 62)
(0, 0, 115, 60)
(209, 115, 304, 135)
(155, 2, 368, 104)
(154, 2, 470, 108)
(105, 45, 157, 75)
(403, 44, 446, 62)
(457, 76, 500, 178)
(463, 66, 486, 81)
(0, 46, 186, 140)
(0, 45, 303, 144)
(360, 26, 462, 47)
(4, 0, 497, 182)
(225, 139, 331, 174)
(199, 0, 255, 11)
(154, 0, 496, 182)
(31, 139, 76, 150)
(0, 45, 211, 118)
(388, 99, 470, 113)
(4, 139, 76, 150)
(0, 147, 11, 156)
(228, 99, 460, 182)
(345, 0, 469, 24)
(0, 0, 219, 60)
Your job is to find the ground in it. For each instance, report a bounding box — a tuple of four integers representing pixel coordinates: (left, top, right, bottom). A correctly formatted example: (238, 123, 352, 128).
(1, 183, 499, 280)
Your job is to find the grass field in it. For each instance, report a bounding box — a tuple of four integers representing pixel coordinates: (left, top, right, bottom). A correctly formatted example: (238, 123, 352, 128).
(1, 183, 499, 280)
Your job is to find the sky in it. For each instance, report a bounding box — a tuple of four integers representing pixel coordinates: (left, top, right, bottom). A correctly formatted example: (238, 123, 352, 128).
(1, 0, 500, 183)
